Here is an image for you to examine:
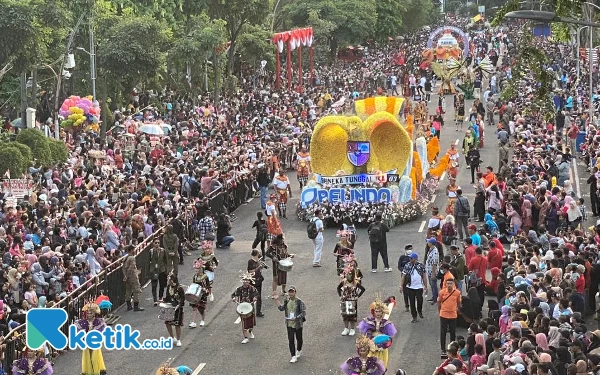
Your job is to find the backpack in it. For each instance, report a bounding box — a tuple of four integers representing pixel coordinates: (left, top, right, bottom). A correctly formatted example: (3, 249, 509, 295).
(466, 270, 482, 287)
(441, 223, 456, 245)
(307, 219, 318, 239)
(369, 223, 382, 243)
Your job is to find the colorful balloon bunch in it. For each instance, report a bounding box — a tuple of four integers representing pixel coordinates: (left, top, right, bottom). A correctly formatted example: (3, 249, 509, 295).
(59, 95, 100, 128)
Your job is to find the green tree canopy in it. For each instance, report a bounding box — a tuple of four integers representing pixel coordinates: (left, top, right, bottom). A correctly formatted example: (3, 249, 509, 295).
(0, 146, 26, 179)
(15, 128, 52, 167)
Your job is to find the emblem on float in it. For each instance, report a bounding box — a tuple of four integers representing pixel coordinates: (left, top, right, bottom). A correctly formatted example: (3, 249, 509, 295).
(347, 141, 370, 167)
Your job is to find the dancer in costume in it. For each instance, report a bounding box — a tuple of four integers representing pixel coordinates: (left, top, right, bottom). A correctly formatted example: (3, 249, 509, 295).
(357, 297, 398, 369)
(163, 273, 185, 347)
(333, 230, 354, 276)
(188, 259, 210, 328)
(231, 272, 258, 344)
(199, 240, 217, 302)
(265, 194, 282, 247)
(74, 302, 107, 375)
(445, 177, 460, 216)
(296, 147, 311, 190)
(445, 143, 460, 179)
(337, 259, 365, 336)
(155, 361, 192, 375)
(272, 168, 292, 218)
(12, 348, 53, 375)
(267, 234, 294, 298)
(340, 335, 386, 375)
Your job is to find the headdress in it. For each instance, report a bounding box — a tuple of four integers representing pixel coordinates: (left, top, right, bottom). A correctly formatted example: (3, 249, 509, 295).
(343, 253, 355, 264)
(201, 241, 212, 251)
(193, 258, 206, 270)
(369, 293, 389, 315)
(82, 302, 101, 315)
(336, 229, 349, 238)
(155, 359, 179, 375)
(239, 270, 255, 283)
(356, 335, 375, 353)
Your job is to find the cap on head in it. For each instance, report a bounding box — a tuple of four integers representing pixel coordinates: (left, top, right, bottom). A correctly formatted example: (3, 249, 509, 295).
(426, 238, 437, 244)
(288, 285, 297, 292)
(409, 253, 418, 259)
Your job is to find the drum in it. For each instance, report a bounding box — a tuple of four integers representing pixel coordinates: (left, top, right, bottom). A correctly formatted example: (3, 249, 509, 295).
(340, 300, 357, 316)
(236, 302, 254, 318)
(278, 258, 294, 272)
(205, 270, 215, 282)
(158, 303, 176, 321)
(185, 283, 203, 303)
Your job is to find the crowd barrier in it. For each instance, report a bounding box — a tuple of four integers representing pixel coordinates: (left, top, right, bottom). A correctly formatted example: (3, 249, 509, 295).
(0, 225, 166, 370)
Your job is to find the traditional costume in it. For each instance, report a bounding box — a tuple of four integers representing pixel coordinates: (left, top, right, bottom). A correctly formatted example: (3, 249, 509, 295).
(199, 241, 218, 301)
(333, 230, 354, 275)
(357, 297, 397, 369)
(188, 259, 210, 328)
(446, 146, 460, 179)
(296, 150, 311, 190)
(267, 236, 291, 292)
(265, 195, 282, 242)
(445, 179, 460, 215)
(164, 279, 185, 327)
(337, 260, 366, 335)
(231, 273, 258, 334)
(340, 336, 386, 375)
(273, 173, 290, 218)
(12, 349, 53, 375)
(74, 302, 107, 375)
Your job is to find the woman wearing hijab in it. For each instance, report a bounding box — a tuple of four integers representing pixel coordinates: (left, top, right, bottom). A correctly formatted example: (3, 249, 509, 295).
(548, 326, 561, 348)
(536, 332, 549, 351)
(484, 213, 499, 236)
(555, 346, 572, 375)
(566, 201, 583, 229)
(85, 248, 102, 276)
(499, 305, 512, 334)
(459, 287, 482, 327)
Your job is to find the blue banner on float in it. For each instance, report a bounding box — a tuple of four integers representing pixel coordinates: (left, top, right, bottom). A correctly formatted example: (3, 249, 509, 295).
(301, 187, 392, 205)
(315, 172, 398, 185)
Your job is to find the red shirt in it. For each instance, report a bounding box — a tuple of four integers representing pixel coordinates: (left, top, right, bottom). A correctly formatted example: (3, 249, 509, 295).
(575, 274, 585, 294)
(465, 245, 477, 266)
(487, 248, 503, 269)
(468, 255, 489, 282)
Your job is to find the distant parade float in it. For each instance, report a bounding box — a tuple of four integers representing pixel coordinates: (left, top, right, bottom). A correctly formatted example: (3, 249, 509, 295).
(297, 97, 438, 227)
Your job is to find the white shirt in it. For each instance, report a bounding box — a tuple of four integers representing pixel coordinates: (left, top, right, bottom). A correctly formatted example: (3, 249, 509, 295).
(409, 268, 424, 289)
(314, 217, 324, 239)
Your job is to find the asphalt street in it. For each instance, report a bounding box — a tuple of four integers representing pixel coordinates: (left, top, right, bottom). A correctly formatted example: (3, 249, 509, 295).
(51, 91, 534, 375)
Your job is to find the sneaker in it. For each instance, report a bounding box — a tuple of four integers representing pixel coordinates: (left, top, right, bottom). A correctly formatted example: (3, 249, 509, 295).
(249, 332, 255, 339)
(176, 340, 182, 347)
(384, 268, 392, 272)
(411, 318, 418, 323)
(153, 301, 158, 306)
(349, 329, 355, 336)
(296, 350, 302, 358)
(342, 328, 350, 336)
(419, 313, 424, 319)
(242, 338, 249, 344)
(404, 306, 409, 312)
(188, 322, 197, 328)
(312, 263, 321, 267)
(290, 356, 297, 363)
(371, 269, 377, 273)
(199, 320, 205, 327)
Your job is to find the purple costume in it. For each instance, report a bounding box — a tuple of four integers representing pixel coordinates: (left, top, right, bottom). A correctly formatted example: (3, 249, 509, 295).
(357, 317, 397, 343)
(12, 358, 53, 375)
(74, 317, 107, 333)
(340, 356, 386, 375)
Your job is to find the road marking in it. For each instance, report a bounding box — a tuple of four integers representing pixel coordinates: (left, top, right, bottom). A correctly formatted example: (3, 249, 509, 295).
(455, 139, 459, 146)
(192, 363, 206, 375)
(441, 171, 446, 181)
(418, 221, 426, 233)
(234, 316, 241, 324)
(430, 194, 437, 203)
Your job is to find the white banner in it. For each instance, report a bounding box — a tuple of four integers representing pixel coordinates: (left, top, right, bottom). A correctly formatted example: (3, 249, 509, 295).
(315, 172, 398, 185)
(2, 179, 33, 199)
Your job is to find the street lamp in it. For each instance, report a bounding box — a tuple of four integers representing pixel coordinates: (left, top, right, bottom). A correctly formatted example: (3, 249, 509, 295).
(76, 47, 96, 101)
(505, 9, 600, 126)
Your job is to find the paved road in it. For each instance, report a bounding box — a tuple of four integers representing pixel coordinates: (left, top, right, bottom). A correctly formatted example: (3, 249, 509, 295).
(51, 92, 503, 375)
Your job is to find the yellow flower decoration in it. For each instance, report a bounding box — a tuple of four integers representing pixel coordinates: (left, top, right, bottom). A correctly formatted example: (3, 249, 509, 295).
(310, 97, 413, 177)
(430, 154, 449, 178)
(412, 151, 423, 185)
(427, 136, 440, 164)
(410, 167, 417, 200)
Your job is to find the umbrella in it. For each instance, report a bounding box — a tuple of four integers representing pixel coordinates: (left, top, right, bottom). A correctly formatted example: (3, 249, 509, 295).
(139, 124, 165, 136)
(10, 118, 24, 128)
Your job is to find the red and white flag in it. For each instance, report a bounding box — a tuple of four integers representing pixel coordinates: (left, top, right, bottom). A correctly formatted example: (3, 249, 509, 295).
(3, 169, 10, 179)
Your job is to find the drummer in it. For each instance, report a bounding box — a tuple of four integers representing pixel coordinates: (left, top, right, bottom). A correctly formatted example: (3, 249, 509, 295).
(200, 241, 218, 302)
(163, 273, 185, 347)
(188, 259, 210, 328)
(267, 234, 295, 299)
(337, 262, 366, 337)
(231, 273, 259, 344)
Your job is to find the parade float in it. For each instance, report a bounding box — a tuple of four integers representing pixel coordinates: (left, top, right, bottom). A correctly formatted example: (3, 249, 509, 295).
(59, 95, 101, 133)
(297, 97, 441, 227)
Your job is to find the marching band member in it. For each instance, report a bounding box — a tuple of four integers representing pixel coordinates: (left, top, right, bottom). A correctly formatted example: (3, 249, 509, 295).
(231, 272, 259, 344)
(163, 273, 185, 347)
(357, 297, 398, 370)
(272, 167, 292, 218)
(74, 301, 107, 375)
(337, 260, 366, 336)
(296, 146, 311, 190)
(199, 241, 218, 302)
(340, 335, 386, 375)
(267, 234, 295, 299)
(188, 259, 210, 328)
(12, 348, 53, 375)
(247, 249, 267, 317)
(334, 230, 354, 276)
(265, 194, 282, 247)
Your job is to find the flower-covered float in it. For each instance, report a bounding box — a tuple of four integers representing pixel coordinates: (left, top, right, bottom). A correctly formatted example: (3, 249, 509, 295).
(59, 95, 101, 133)
(297, 97, 440, 227)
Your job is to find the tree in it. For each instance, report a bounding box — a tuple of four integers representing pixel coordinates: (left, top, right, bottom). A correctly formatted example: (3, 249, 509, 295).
(237, 25, 275, 70)
(208, 0, 270, 75)
(97, 16, 171, 95)
(0, 146, 26, 178)
(399, 0, 435, 32)
(283, 0, 377, 60)
(15, 128, 52, 167)
(374, 0, 407, 42)
(0, 0, 42, 73)
(48, 139, 68, 164)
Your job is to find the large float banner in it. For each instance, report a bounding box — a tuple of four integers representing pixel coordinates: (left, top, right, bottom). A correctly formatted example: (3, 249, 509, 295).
(315, 173, 399, 186)
(301, 187, 394, 205)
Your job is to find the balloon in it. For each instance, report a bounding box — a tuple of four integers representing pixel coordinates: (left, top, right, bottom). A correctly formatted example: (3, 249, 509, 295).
(91, 116, 98, 124)
(68, 114, 78, 121)
(93, 100, 99, 107)
(59, 109, 70, 118)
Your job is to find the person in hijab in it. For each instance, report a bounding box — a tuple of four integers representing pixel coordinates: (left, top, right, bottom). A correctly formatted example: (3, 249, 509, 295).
(459, 287, 482, 326)
(85, 248, 102, 276)
(548, 326, 561, 348)
(485, 213, 499, 236)
(95, 247, 111, 268)
(499, 306, 512, 334)
(566, 201, 583, 228)
(536, 332, 549, 351)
